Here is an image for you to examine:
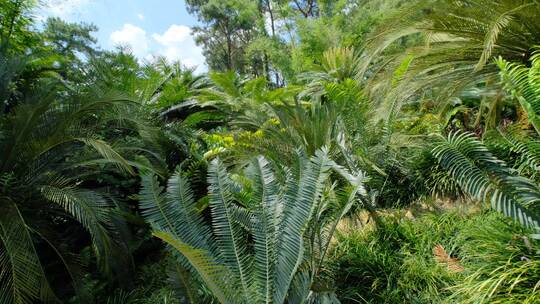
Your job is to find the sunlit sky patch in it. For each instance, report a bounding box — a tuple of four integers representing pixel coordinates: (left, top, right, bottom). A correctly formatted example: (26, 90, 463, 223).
(38, 0, 206, 72)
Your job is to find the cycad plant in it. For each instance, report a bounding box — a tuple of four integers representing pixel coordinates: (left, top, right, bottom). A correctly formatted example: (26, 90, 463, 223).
(299, 47, 362, 99)
(197, 71, 275, 115)
(432, 45, 540, 229)
(140, 148, 366, 303)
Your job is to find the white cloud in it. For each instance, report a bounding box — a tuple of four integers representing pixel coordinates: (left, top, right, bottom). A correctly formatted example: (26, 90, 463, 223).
(137, 13, 145, 21)
(152, 25, 191, 46)
(109, 24, 149, 58)
(152, 24, 206, 73)
(109, 23, 206, 73)
(42, 0, 90, 18)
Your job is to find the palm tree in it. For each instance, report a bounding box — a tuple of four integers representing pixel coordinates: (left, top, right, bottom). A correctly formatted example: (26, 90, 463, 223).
(139, 148, 366, 303)
(359, 0, 540, 128)
(0, 51, 146, 303)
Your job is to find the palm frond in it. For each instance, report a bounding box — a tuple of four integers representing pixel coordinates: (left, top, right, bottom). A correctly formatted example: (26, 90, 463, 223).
(360, 0, 540, 124)
(40, 186, 116, 271)
(432, 131, 540, 229)
(0, 199, 56, 304)
(476, 3, 533, 70)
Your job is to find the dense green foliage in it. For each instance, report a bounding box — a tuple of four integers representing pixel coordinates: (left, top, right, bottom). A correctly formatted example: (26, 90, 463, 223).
(1, 0, 540, 303)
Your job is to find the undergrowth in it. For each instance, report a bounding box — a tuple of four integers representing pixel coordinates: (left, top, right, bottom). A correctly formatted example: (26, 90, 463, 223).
(329, 211, 540, 303)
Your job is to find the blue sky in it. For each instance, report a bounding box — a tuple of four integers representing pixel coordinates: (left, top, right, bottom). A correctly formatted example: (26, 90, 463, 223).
(38, 0, 206, 72)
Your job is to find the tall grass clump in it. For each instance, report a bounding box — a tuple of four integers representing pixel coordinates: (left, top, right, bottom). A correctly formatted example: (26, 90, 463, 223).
(329, 212, 466, 303)
(449, 213, 540, 303)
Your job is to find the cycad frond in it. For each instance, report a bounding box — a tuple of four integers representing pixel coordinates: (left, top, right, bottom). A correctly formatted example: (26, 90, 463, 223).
(139, 174, 177, 233)
(40, 186, 115, 271)
(497, 48, 540, 134)
(248, 156, 279, 303)
(208, 158, 252, 300)
(0, 51, 152, 301)
(153, 230, 236, 304)
(476, 3, 533, 70)
(79, 138, 135, 176)
(432, 131, 540, 228)
(139, 171, 225, 300)
(166, 172, 214, 250)
(495, 128, 540, 176)
(298, 47, 361, 99)
(273, 148, 333, 304)
(322, 47, 361, 81)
